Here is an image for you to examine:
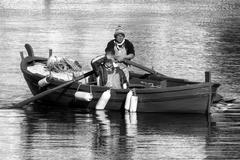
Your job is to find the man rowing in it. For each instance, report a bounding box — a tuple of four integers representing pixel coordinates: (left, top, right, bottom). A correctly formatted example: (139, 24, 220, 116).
(105, 25, 135, 82)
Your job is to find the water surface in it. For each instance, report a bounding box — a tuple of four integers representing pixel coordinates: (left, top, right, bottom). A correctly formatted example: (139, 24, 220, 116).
(1, 0, 240, 159)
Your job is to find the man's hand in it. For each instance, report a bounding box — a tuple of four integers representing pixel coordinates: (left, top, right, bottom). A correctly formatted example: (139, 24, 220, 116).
(114, 55, 125, 62)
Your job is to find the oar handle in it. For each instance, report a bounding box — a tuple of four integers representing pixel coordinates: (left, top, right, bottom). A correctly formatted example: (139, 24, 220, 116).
(14, 70, 94, 108)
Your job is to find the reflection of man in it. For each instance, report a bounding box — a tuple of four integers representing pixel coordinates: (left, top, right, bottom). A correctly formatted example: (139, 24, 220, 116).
(105, 26, 135, 82)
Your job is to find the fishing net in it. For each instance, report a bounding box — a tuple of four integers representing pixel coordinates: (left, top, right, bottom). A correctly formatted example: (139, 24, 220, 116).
(27, 56, 88, 83)
(47, 56, 82, 73)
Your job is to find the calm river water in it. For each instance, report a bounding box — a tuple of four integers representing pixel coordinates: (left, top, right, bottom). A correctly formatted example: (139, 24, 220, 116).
(1, 0, 240, 159)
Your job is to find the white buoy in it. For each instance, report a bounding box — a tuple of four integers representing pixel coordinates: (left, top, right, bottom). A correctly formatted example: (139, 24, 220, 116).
(38, 76, 52, 87)
(74, 91, 93, 101)
(95, 89, 111, 110)
(96, 76, 100, 86)
(123, 83, 127, 89)
(129, 89, 138, 112)
(124, 90, 133, 111)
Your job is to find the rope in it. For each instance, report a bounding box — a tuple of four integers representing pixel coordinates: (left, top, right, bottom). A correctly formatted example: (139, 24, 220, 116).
(76, 82, 82, 92)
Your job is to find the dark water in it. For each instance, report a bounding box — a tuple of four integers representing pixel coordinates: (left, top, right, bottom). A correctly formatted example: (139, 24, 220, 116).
(1, 0, 240, 159)
(0, 106, 210, 159)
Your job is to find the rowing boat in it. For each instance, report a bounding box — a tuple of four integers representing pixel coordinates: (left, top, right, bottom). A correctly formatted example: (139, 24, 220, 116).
(20, 49, 220, 114)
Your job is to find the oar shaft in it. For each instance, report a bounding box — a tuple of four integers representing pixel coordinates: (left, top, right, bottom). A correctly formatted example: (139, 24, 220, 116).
(123, 59, 190, 83)
(123, 59, 166, 77)
(15, 70, 94, 108)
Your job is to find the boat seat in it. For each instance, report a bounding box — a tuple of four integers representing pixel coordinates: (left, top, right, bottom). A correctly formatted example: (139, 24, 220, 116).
(88, 81, 97, 85)
(129, 83, 146, 89)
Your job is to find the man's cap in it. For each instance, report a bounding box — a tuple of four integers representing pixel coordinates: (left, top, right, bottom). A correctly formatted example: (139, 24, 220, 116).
(114, 26, 125, 38)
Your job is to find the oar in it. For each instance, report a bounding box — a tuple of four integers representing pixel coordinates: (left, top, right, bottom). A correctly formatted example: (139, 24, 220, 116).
(14, 70, 94, 108)
(123, 59, 190, 82)
(123, 59, 167, 77)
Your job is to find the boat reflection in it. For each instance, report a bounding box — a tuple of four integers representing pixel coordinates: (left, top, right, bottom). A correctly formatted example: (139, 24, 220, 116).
(21, 104, 96, 159)
(99, 111, 209, 136)
(206, 112, 240, 159)
(21, 104, 210, 159)
(92, 111, 209, 159)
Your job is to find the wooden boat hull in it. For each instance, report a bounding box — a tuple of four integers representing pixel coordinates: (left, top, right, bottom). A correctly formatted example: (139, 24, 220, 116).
(79, 84, 214, 113)
(20, 56, 220, 114)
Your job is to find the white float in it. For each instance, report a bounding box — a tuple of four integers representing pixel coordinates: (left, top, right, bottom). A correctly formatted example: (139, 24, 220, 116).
(38, 76, 52, 87)
(95, 89, 111, 110)
(124, 90, 133, 111)
(74, 91, 93, 102)
(129, 89, 138, 112)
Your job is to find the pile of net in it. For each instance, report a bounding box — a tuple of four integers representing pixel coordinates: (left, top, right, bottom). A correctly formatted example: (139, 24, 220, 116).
(47, 56, 82, 72)
(27, 56, 88, 82)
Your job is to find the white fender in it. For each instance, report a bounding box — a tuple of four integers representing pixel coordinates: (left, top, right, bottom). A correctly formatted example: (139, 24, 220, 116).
(123, 83, 127, 89)
(124, 90, 133, 111)
(129, 95, 138, 112)
(75, 91, 93, 102)
(96, 89, 111, 110)
(96, 76, 100, 86)
(38, 76, 52, 87)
